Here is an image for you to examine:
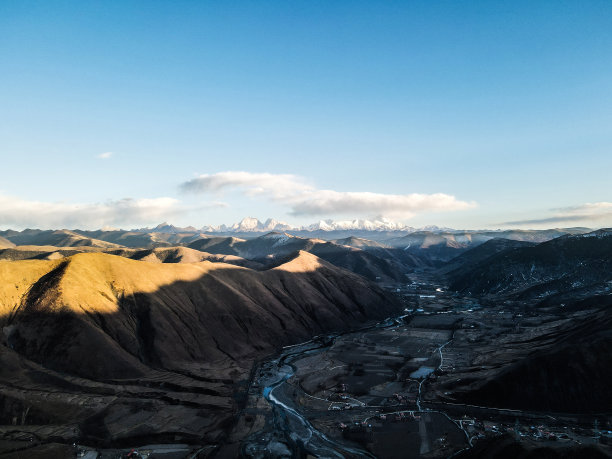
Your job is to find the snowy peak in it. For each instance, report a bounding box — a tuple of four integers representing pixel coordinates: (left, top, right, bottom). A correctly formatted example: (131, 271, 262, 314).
(262, 218, 292, 231)
(201, 223, 230, 232)
(137, 218, 448, 234)
(306, 218, 413, 232)
(137, 223, 198, 233)
(260, 231, 294, 239)
(202, 217, 293, 233)
(259, 231, 294, 246)
(199, 217, 416, 233)
(231, 217, 261, 231)
(571, 228, 612, 239)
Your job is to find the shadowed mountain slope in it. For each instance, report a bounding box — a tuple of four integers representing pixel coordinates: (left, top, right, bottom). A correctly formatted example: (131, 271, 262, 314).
(0, 230, 121, 248)
(457, 307, 612, 413)
(1, 251, 401, 379)
(187, 235, 248, 255)
(333, 236, 391, 250)
(104, 246, 261, 268)
(0, 246, 101, 261)
(0, 251, 401, 447)
(385, 228, 589, 263)
(448, 230, 612, 298)
(440, 238, 536, 274)
(0, 229, 209, 249)
(75, 230, 207, 248)
(188, 232, 410, 282)
(334, 235, 437, 269)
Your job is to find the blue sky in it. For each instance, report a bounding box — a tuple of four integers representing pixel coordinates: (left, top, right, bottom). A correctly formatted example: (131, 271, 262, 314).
(1, 1, 611, 229)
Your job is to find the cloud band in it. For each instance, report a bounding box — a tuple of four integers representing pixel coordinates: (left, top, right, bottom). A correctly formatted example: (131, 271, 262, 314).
(181, 171, 475, 218)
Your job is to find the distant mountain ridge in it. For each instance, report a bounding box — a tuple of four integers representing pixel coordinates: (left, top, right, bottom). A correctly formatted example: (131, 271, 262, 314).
(186, 232, 411, 282)
(2, 218, 591, 239)
(0, 226, 594, 274)
(131, 217, 454, 233)
(127, 217, 592, 237)
(447, 228, 612, 300)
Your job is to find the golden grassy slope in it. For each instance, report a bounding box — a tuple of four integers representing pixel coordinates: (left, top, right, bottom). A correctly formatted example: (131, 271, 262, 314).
(0, 236, 15, 249)
(0, 252, 240, 317)
(0, 258, 63, 317)
(0, 245, 259, 268)
(0, 251, 326, 318)
(1, 251, 399, 380)
(0, 250, 400, 448)
(107, 246, 255, 265)
(26, 230, 124, 248)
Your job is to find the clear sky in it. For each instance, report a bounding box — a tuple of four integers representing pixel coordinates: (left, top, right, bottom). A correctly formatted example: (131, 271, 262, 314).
(1, 0, 611, 230)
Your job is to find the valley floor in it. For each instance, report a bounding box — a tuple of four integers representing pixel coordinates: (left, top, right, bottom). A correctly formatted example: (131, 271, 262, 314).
(216, 273, 612, 458)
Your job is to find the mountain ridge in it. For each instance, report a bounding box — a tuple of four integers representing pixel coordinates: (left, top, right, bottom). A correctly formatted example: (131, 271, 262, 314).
(1, 251, 401, 377)
(447, 229, 612, 299)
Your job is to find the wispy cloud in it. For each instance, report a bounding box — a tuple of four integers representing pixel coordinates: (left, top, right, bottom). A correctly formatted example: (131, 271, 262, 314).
(181, 171, 311, 199)
(289, 190, 474, 217)
(0, 193, 226, 230)
(500, 202, 612, 227)
(181, 171, 476, 219)
(553, 202, 612, 215)
(97, 152, 113, 159)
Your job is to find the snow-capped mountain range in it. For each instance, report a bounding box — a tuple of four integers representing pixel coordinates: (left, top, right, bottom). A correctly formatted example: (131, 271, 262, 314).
(305, 218, 415, 232)
(201, 217, 293, 233)
(137, 217, 450, 233)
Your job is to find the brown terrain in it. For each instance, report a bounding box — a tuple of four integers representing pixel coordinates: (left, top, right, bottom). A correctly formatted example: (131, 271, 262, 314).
(0, 250, 400, 452)
(0, 237, 15, 249)
(1, 228, 611, 458)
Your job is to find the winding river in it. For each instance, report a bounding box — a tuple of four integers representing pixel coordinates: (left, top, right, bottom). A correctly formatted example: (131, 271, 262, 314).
(245, 314, 445, 458)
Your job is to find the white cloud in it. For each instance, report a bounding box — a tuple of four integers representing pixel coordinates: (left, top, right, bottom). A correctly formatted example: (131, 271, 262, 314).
(500, 202, 612, 226)
(181, 171, 475, 219)
(553, 202, 612, 215)
(0, 194, 225, 230)
(290, 190, 474, 217)
(181, 171, 312, 199)
(97, 152, 113, 159)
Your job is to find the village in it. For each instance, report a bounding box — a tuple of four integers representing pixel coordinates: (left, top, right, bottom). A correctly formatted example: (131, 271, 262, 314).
(238, 277, 612, 458)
